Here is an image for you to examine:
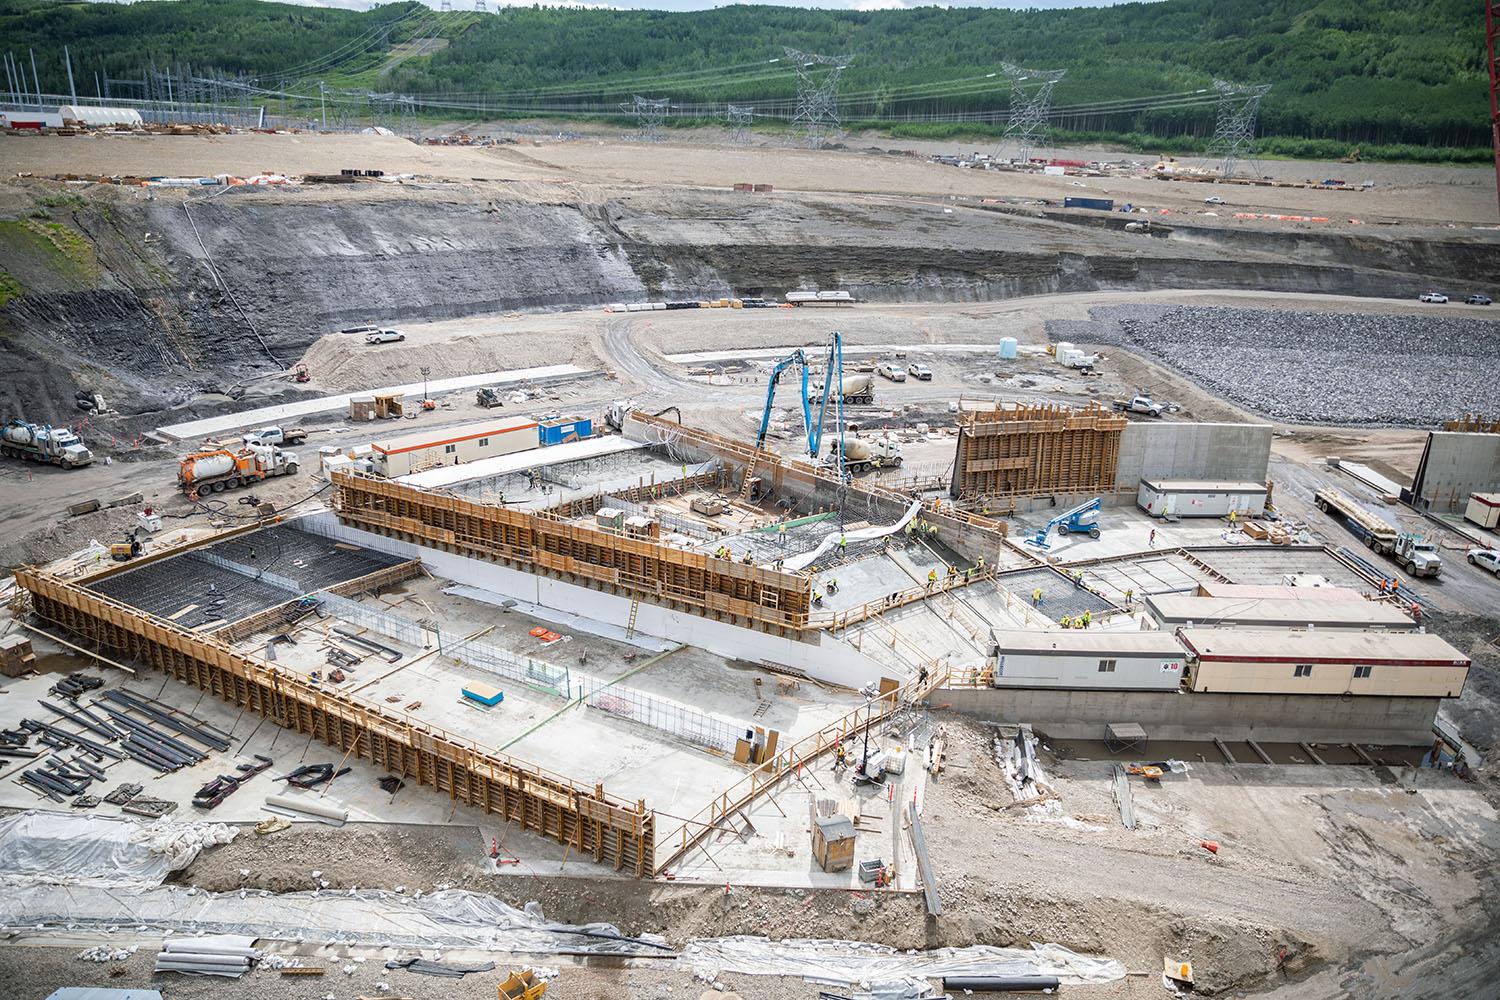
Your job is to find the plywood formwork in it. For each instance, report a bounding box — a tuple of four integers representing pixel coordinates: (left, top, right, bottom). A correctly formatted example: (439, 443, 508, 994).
(15, 568, 656, 876)
(331, 471, 815, 639)
(951, 403, 1127, 500)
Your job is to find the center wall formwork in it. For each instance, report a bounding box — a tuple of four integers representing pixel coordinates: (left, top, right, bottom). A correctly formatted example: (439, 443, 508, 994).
(14, 569, 656, 876)
(330, 470, 816, 639)
(1407, 431, 1500, 512)
(950, 403, 1126, 500)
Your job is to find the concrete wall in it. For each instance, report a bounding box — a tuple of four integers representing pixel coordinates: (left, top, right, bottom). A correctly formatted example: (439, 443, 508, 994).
(1409, 431, 1500, 512)
(940, 685, 1440, 744)
(299, 512, 898, 690)
(1114, 422, 1273, 490)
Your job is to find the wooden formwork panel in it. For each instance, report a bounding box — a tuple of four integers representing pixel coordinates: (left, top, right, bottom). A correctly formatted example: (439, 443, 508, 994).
(953, 403, 1125, 499)
(16, 569, 655, 876)
(331, 472, 814, 638)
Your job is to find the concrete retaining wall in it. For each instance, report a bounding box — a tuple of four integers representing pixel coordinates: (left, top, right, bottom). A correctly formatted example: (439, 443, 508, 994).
(1409, 431, 1500, 512)
(1115, 422, 1273, 490)
(299, 512, 896, 690)
(939, 684, 1439, 744)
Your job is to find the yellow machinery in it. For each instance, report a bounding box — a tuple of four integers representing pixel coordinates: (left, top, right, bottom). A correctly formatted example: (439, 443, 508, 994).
(498, 969, 548, 1000)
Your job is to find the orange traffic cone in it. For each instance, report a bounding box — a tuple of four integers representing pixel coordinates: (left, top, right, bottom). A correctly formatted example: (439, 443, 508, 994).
(490, 837, 498, 859)
(1200, 839, 1220, 855)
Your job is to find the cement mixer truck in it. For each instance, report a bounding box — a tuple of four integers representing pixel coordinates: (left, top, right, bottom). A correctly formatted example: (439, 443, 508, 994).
(178, 444, 299, 495)
(0, 419, 94, 468)
(813, 373, 875, 406)
(828, 435, 903, 473)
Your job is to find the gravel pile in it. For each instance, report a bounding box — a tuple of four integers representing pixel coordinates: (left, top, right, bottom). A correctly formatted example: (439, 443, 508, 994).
(1050, 305, 1500, 426)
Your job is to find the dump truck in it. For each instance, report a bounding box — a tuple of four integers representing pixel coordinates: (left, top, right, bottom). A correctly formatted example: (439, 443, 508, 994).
(179, 444, 299, 495)
(829, 435, 903, 473)
(1314, 487, 1399, 553)
(0, 419, 93, 468)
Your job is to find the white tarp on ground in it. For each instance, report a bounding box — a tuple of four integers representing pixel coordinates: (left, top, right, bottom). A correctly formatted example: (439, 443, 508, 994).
(0, 884, 1123, 986)
(0, 813, 237, 888)
(684, 937, 1125, 987)
(155, 364, 590, 442)
(0, 886, 666, 955)
(785, 498, 923, 571)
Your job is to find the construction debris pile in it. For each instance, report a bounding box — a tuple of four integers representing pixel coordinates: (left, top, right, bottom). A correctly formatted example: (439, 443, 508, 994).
(1049, 305, 1500, 425)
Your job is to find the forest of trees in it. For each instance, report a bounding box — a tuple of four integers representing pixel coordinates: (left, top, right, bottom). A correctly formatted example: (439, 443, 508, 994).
(0, 0, 1490, 155)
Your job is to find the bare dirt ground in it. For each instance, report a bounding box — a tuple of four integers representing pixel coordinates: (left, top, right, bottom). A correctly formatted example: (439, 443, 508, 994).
(5, 129, 1496, 226)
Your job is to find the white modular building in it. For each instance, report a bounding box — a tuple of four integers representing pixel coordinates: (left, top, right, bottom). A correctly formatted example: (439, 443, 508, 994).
(987, 628, 1187, 691)
(1137, 479, 1267, 518)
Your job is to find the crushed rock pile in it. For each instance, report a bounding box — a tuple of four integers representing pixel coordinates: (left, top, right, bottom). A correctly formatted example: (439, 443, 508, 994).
(1049, 305, 1500, 426)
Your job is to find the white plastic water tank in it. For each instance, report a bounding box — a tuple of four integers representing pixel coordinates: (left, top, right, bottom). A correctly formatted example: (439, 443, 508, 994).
(1054, 341, 1074, 363)
(998, 337, 1018, 359)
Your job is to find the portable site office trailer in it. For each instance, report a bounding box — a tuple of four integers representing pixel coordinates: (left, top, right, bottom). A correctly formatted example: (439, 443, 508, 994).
(988, 628, 1187, 691)
(1465, 492, 1500, 530)
(371, 417, 538, 477)
(1145, 594, 1415, 632)
(1138, 479, 1267, 518)
(1177, 628, 1470, 699)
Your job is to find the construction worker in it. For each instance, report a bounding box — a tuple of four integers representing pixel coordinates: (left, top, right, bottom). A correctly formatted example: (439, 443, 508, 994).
(1082, 610, 1092, 628)
(1149, 528, 1157, 548)
(1379, 578, 1388, 595)
(1032, 587, 1042, 606)
(1124, 587, 1134, 604)
(1072, 570, 1083, 589)
(1228, 509, 1238, 528)
(839, 534, 848, 554)
(813, 590, 823, 607)
(1060, 615, 1072, 629)
(741, 551, 754, 565)
(835, 743, 847, 771)
(947, 565, 957, 580)
(977, 555, 985, 571)
(927, 569, 938, 589)
(778, 521, 787, 548)
(828, 577, 839, 594)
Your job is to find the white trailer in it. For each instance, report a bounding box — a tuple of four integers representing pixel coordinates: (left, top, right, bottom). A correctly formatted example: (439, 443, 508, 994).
(371, 417, 538, 477)
(1138, 479, 1267, 518)
(987, 629, 1187, 691)
(1465, 492, 1500, 530)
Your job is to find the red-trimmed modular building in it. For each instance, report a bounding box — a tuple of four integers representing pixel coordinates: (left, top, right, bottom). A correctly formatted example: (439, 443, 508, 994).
(371, 417, 539, 477)
(1177, 628, 1469, 699)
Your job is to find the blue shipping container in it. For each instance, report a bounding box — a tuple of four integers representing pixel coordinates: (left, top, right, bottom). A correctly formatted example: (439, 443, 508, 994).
(539, 418, 592, 446)
(1063, 197, 1115, 211)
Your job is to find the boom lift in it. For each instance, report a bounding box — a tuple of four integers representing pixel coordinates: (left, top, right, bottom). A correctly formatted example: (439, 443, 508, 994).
(1023, 496, 1103, 549)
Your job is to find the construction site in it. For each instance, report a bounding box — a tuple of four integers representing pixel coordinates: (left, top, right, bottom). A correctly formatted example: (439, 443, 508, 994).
(3, 58, 1500, 1000)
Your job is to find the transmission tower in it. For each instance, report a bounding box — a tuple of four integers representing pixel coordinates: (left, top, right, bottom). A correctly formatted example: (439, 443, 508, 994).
(785, 47, 850, 149)
(725, 104, 754, 144)
(475, 0, 487, 10)
(1209, 79, 1271, 179)
(621, 95, 670, 141)
(995, 62, 1065, 164)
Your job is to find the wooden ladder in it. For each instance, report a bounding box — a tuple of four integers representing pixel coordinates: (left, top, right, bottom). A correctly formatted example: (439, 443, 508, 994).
(738, 453, 760, 501)
(625, 599, 640, 639)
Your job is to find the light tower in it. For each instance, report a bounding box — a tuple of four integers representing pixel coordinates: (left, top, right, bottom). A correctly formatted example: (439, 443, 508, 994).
(621, 95, 670, 141)
(1209, 79, 1272, 179)
(785, 47, 850, 149)
(995, 62, 1065, 165)
(726, 104, 754, 144)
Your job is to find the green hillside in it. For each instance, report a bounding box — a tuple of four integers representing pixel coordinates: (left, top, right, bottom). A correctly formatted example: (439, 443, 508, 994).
(1, 0, 1491, 156)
